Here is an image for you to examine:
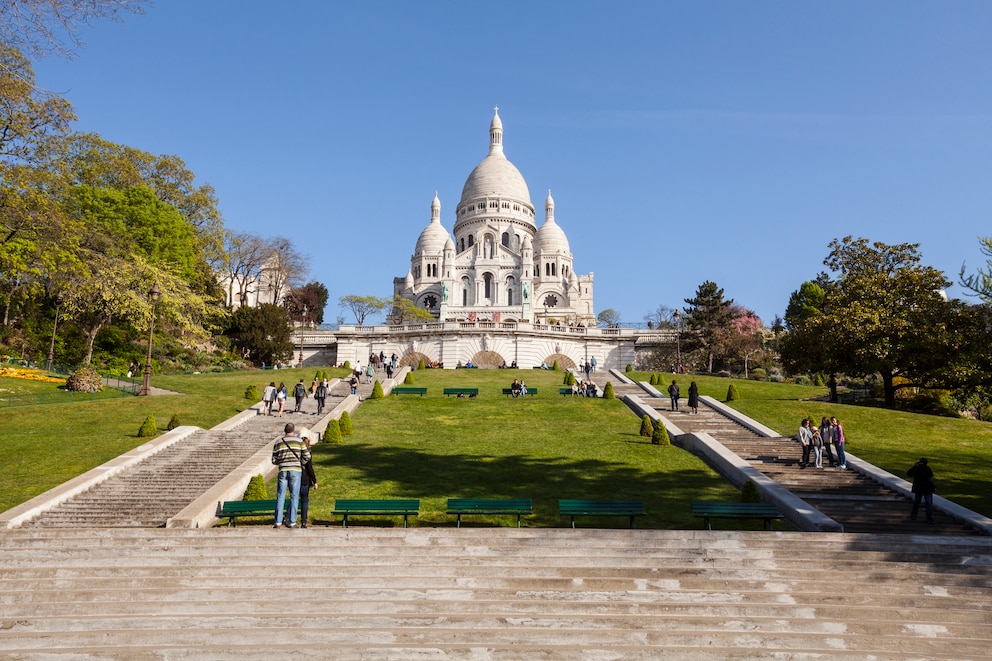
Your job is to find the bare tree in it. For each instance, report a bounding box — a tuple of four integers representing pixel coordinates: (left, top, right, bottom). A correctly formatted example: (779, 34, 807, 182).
(219, 230, 268, 307)
(1, 0, 147, 60)
(264, 237, 308, 307)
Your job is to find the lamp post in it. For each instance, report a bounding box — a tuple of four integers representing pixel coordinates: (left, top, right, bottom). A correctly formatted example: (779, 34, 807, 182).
(139, 284, 161, 396)
(673, 309, 682, 373)
(297, 304, 308, 368)
(45, 291, 64, 372)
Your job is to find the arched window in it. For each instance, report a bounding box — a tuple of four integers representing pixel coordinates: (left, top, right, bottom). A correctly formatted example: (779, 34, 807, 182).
(467, 235, 474, 248)
(501, 232, 510, 247)
(459, 238, 465, 252)
(484, 273, 493, 300)
(461, 276, 471, 306)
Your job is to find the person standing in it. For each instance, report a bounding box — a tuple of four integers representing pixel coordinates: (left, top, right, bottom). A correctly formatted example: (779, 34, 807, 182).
(819, 416, 835, 467)
(365, 363, 375, 384)
(276, 381, 287, 417)
(349, 373, 359, 396)
(908, 458, 935, 523)
(667, 379, 680, 412)
(797, 418, 812, 468)
(584, 361, 591, 380)
(831, 416, 847, 469)
(811, 425, 823, 468)
(262, 381, 276, 416)
(590, 356, 597, 372)
(687, 381, 699, 414)
(271, 423, 310, 529)
(313, 380, 327, 415)
(293, 379, 308, 413)
(297, 428, 318, 528)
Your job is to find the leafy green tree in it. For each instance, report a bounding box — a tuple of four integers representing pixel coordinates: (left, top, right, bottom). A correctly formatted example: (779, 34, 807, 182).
(683, 281, 735, 373)
(596, 308, 621, 327)
(225, 303, 293, 366)
(960, 236, 992, 304)
(389, 295, 435, 325)
(339, 295, 387, 325)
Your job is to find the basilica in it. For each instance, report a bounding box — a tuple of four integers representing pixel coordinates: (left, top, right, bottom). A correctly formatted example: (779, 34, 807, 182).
(393, 108, 595, 326)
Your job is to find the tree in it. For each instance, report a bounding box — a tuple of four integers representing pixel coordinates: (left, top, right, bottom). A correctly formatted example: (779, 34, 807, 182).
(389, 295, 435, 325)
(596, 308, 621, 327)
(339, 295, 387, 325)
(286, 282, 328, 325)
(225, 303, 293, 366)
(643, 304, 677, 329)
(219, 230, 269, 307)
(960, 236, 992, 304)
(0, 0, 147, 60)
(683, 281, 735, 373)
(725, 305, 764, 378)
(0, 44, 75, 162)
(264, 237, 307, 306)
(786, 237, 961, 408)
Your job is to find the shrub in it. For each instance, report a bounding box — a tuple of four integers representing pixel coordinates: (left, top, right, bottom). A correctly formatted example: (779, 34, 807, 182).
(717, 370, 732, 378)
(371, 380, 384, 399)
(343, 361, 351, 371)
(418, 358, 426, 370)
(639, 414, 653, 437)
(243, 474, 267, 500)
(137, 415, 157, 438)
(602, 382, 615, 399)
(651, 420, 670, 446)
(404, 372, 415, 385)
(750, 368, 767, 381)
(65, 367, 104, 393)
(339, 410, 353, 435)
(245, 384, 259, 401)
(727, 383, 740, 402)
(563, 371, 576, 386)
(324, 418, 343, 444)
(625, 364, 633, 372)
(552, 360, 560, 371)
(166, 414, 181, 431)
(740, 480, 762, 503)
(814, 373, 825, 386)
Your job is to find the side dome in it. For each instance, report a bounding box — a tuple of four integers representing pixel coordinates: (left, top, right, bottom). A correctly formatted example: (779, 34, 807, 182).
(415, 221, 451, 255)
(534, 217, 570, 254)
(415, 193, 451, 255)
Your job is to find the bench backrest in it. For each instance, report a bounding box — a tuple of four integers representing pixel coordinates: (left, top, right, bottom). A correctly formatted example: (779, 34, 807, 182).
(691, 501, 779, 515)
(333, 499, 420, 511)
(447, 498, 532, 510)
(559, 499, 645, 513)
(220, 500, 284, 513)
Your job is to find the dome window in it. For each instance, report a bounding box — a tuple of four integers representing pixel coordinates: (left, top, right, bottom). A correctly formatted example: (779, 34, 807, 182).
(423, 295, 437, 309)
(468, 235, 474, 247)
(501, 232, 510, 247)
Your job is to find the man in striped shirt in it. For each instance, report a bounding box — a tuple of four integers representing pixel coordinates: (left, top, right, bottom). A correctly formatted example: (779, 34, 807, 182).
(272, 423, 311, 529)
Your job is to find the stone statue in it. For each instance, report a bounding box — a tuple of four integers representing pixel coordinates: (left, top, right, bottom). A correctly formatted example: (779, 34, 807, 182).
(442, 283, 448, 303)
(523, 282, 529, 301)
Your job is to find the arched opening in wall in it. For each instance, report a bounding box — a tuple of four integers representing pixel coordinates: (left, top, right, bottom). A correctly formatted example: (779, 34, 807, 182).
(399, 351, 434, 369)
(461, 276, 471, 306)
(501, 232, 510, 247)
(506, 275, 515, 306)
(471, 350, 506, 368)
(467, 235, 474, 248)
(484, 273, 493, 301)
(459, 238, 465, 252)
(543, 353, 577, 370)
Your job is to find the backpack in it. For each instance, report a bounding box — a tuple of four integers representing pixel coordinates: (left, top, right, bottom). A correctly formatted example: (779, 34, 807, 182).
(294, 383, 307, 398)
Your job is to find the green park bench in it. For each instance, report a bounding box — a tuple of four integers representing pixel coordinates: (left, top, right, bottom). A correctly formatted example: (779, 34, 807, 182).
(332, 499, 421, 527)
(502, 388, 537, 396)
(391, 387, 427, 396)
(443, 387, 479, 398)
(218, 499, 286, 527)
(446, 498, 533, 527)
(559, 387, 575, 395)
(558, 499, 646, 528)
(691, 501, 783, 530)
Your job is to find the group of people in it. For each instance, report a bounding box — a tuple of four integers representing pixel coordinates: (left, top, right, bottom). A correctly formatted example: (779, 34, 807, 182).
(796, 416, 848, 469)
(271, 422, 318, 529)
(569, 380, 598, 397)
(261, 381, 288, 416)
(666, 379, 699, 414)
(509, 379, 529, 397)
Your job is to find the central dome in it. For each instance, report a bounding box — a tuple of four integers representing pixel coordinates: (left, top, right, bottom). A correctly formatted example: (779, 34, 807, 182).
(457, 108, 533, 222)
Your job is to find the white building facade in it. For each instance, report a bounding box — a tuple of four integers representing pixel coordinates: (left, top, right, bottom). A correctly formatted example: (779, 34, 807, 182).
(393, 109, 595, 327)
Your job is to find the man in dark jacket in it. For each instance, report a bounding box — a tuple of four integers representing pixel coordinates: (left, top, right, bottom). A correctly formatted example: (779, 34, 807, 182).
(908, 457, 935, 523)
(293, 379, 308, 412)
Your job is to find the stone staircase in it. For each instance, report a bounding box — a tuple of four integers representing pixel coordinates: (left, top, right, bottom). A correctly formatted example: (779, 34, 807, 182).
(0, 527, 990, 659)
(610, 377, 977, 536)
(22, 391, 335, 528)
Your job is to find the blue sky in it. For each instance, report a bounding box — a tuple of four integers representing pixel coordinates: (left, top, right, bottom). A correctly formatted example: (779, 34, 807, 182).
(31, 1, 992, 325)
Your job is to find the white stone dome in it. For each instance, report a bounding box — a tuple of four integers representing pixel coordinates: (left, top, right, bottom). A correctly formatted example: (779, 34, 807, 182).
(535, 217, 570, 254)
(415, 193, 451, 255)
(457, 108, 533, 222)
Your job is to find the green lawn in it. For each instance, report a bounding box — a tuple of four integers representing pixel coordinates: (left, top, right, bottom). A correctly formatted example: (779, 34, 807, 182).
(2, 368, 990, 527)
